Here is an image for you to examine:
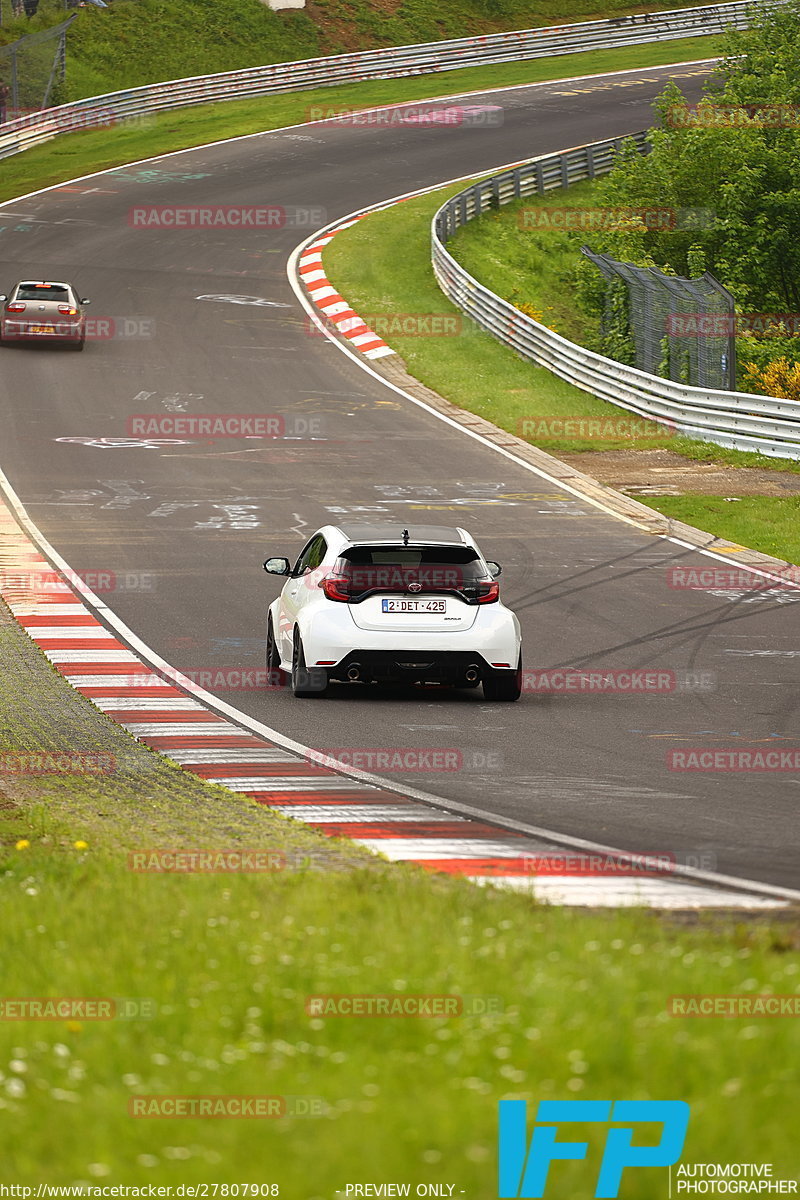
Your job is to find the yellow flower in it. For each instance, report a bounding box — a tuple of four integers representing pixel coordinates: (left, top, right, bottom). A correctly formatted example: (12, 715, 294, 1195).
(73, 840, 88, 850)
(66, 1021, 82, 1033)
(15, 839, 30, 850)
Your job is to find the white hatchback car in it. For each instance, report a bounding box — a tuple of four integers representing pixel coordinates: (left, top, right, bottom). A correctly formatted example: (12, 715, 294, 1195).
(264, 523, 522, 700)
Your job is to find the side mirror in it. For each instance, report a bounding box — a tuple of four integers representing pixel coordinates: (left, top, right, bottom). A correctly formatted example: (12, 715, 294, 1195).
(80, 297, 91, 305)
(264, 556, 291, 576)
(486, 560, 502, 579)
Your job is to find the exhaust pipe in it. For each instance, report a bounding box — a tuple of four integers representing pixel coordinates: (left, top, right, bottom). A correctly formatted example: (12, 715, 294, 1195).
(465, 665, 481, 684)
(347, 664, 362, 681)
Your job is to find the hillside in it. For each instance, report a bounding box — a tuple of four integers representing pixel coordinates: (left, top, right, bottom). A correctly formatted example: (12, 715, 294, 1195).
(2, 0, 714, 102)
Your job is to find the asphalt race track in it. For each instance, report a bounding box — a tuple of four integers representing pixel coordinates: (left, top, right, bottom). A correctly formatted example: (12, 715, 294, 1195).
(2, 62, 798, 892)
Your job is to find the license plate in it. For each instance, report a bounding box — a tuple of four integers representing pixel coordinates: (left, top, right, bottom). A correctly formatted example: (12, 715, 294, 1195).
(30, 325, 54, 334)
(381, 598, 446, 613)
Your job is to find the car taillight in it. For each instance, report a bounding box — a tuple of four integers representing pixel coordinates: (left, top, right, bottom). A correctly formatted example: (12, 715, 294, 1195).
(58, 304, 78, 316)
(475, 580, 500, 604)
(321, 574, 351, 602)
(6, 302, 25, 312)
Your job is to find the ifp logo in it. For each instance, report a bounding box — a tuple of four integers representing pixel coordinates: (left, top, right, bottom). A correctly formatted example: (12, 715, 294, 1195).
(498, 1100, 689, 1198)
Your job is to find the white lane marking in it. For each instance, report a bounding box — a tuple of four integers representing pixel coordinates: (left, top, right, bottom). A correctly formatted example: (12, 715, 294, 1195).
(196, 294, 292, 307)
(354, 839, 530, 858)
(272, 805, 458, 822)
(475, 877, 783, 907)
(210, 776, 376, 791)
(724, 649, 800, 656)
(21, 626, 116, 639)
(119, 721, 255, 736)
(18, 604, 89, 616)
(44, 649, 140, 663)
(160, 748, 302, 764)
(65, 674, 180, 687)
(89, 696, 208, 711)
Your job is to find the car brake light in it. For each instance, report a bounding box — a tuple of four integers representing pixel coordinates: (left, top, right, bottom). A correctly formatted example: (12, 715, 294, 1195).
(6, 302, 25, 312)
(475, 581, 500, 603)
(321, 574, 351, 602)
(58, 305, 78, 315)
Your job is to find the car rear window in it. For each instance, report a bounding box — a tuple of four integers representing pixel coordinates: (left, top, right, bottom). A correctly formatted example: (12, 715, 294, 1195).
(15, 284, 70, 301)
(338, 545, 487, 595)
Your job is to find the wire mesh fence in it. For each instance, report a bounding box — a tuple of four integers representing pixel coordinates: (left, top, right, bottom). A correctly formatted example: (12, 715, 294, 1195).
(0, 14, 72, 120)
(581, 249, 737, 391)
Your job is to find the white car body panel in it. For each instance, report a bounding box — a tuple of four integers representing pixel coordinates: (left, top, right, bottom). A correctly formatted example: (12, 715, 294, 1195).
(265, 523, 522, 694)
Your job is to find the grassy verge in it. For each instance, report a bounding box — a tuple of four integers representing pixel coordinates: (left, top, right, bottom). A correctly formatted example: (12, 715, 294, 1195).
(636, 494, 800, 561)
(0, 36, 719, 203)
(3, 800, 800, 1184)
(2, 0, 722, 101)
(448, 178, 600, 347)
(325, 181, 686, 454)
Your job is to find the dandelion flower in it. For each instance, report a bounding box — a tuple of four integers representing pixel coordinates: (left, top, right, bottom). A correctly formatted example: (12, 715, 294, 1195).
(73, 841, 89, 851)
(15, 840, 30, 851)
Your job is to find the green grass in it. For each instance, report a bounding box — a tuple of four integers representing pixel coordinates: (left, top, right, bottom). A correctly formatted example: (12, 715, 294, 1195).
(0, 0, 722, 103)
(0, 36, 719, 204)
(2, 801, 799, 1185)
(323, 145, 800, 567)
(449, 178, 601, 347)
(325, 180, 694, 454)
(636, 494, 800, 561)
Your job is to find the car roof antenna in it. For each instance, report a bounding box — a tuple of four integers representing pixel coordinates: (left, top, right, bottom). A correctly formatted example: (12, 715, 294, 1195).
(402, 528, 410, 545)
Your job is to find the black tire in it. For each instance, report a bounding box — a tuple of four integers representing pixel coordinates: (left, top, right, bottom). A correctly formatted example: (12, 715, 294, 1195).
(266, 617, 286, 690)
(482, 653, 522, 702)
(71, 338, 85, 351)
(291, 631, 328, 698)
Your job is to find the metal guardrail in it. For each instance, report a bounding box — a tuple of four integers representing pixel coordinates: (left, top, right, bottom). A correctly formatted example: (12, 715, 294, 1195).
(0, 0, 774, 163)
(431, 135, 800, 461)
